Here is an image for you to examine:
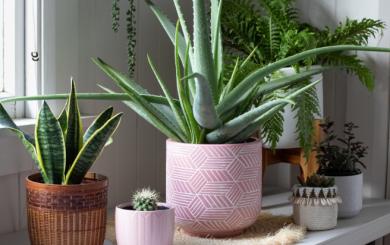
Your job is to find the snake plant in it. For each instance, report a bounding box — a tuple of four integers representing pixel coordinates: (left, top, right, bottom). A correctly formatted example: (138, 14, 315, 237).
(0, 81, 123, 185)
(2, 0, 390, 145)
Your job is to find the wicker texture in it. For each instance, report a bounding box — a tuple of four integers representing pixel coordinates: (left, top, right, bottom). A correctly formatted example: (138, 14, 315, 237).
(26, 173, 108, 245)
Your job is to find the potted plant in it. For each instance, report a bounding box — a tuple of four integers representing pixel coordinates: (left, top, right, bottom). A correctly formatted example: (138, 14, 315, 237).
(116, 188, 175, 245)
(0, 81, 122, 245)
(291, 174, 341, 230)
(317, 120, 368, 218)
(222, 0, 385, 155)
(1, 0, 390, 238)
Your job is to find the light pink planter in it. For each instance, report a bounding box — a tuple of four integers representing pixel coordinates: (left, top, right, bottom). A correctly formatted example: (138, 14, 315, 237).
(166, 139, 262, 237)
(115, 202, 175, 245)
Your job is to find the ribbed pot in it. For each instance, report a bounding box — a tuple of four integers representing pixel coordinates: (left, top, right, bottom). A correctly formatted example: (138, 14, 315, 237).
(326, 173, 363, 218)
(26, 173, 108, 245)
(166, 139, 262, 238)
(115, 203, 175, 245)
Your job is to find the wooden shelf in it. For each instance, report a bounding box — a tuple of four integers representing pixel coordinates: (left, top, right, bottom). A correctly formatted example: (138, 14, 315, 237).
(1, 196, 390, 245)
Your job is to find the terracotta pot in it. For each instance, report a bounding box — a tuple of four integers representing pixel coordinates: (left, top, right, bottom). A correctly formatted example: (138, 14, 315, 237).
(115, 202, 175, 245)
(291, 185, 341, 231)
(166, 139, 262, 237)
(26, 172, 108, 245)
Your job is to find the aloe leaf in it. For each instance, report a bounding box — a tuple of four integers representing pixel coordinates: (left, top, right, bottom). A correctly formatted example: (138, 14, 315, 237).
(148, 55, 189, 137)
(206, 99, 294, 143)
(218, 45, 390, 115)
(191, 73, 221, 129)
(193, 0, 218, 103)
(257, 66, 330, 96)
(35, 102, 66, 184)
(211, 0, 223, 83)
(83, 107, 113, 143)
(227, 79, 322, 143)
(172, 0, 192, 57)
(220, 58, 240, 102)
(94, 58, 186, 141)
(65, 80, 83, 172)
(0, 104, 44, 180)
(65, 113, 123, 184)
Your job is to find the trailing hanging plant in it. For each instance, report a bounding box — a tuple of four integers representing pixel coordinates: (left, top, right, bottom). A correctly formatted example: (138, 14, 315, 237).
(111, 0, 137, 77)
(317, 120, 368, 176)
(221, 0, 385, 155)
(1, 1, 390, 146)
(0, 81, 123, 185)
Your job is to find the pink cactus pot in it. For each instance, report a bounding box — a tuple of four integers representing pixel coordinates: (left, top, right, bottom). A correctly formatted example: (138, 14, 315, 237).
(166, 139, 262, 237)
(115, 202, 175, 245)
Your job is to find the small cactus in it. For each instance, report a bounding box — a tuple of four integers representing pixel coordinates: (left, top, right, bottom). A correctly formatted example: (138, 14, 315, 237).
(299, 174, 335, 188)
(132, 188, 160, 211)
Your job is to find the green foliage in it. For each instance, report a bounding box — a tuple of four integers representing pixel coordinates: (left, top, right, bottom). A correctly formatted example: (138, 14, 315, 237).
(299, 174, 335, 188)
(111, 0, 137, 77)
(0, 81, 123, 185)
(132, 188, 159, 211)
(221, 0, 385, 153)
(317, 120, 368, 176)
(1, 1, 390, 146)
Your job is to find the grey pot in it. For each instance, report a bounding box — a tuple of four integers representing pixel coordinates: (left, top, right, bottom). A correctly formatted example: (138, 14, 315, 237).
(326, 173, 363, 218)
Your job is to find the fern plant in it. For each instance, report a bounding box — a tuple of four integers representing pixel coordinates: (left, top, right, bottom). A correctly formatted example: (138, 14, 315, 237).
(1, 1, 390, 146)
(222, 0, 385, 155)
(0, 81, 123, 185)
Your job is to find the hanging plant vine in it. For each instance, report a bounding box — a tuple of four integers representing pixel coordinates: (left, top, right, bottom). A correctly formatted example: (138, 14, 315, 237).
(111, 0, 137, 77)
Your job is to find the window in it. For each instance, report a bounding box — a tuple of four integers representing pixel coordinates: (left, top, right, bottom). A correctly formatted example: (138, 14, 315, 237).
(0, 0, 24, 118)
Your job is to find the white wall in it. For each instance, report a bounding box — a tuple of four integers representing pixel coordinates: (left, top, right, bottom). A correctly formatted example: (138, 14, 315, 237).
(0, 0, 191, 235)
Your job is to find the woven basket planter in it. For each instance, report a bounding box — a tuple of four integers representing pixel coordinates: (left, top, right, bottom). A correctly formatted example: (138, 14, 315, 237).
(26, 172, 108, 245)
(291, 185, 341, 231)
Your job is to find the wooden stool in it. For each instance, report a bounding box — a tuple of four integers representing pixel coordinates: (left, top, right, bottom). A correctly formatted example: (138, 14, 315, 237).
(262, 120, 322, 181)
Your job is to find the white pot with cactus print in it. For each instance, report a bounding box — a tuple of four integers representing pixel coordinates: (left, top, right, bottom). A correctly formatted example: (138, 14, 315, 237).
(263, 66, 324, 149)
(291, 176, 341, 231)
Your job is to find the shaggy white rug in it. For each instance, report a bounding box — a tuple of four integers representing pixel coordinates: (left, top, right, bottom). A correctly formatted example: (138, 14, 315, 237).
(106, 212, 306, 245)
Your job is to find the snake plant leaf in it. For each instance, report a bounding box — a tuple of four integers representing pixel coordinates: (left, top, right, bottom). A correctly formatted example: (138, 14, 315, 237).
(218, 45, 390, 115)
(57, 100, 68, 134)
(83, 107, 113, 143)
(65, 80, 83, 172)
(191, 73, 221, 129)
(35, 102, 66, 184)
(65, 113, 123, 184)
(193, 0, 218, 102)
(227, 79, 322, 143)
(211, 0, 223, 83)
(0, 104, 44, 180)
(94, 58, 186, 141)
(207, 99, 294, 143)
(256, 66, 330, 96)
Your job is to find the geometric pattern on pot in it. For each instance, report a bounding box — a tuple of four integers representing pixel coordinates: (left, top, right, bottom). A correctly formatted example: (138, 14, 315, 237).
(166, 140, 262, 237)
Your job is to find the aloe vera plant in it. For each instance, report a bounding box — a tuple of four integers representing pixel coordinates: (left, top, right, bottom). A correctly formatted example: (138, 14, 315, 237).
(2, 0, 390, 145)
(0, 81, 123, 185)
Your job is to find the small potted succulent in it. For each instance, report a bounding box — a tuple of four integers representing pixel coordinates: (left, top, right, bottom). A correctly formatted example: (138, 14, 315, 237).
(291, 174, 341, 231)
(0, 81, 122, 245)
(317, 120, 368, 218)
(115, 188, 175, 245)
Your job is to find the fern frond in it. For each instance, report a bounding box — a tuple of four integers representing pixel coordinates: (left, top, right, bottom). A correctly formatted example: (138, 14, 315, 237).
(261, 108, 284, 149)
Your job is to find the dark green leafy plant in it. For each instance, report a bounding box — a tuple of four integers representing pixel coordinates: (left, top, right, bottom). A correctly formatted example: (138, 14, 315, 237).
(317, 120, 368, 176)
(222, 0, 385, 155)
(0, 81, 123, 185)
(111, 0, 137, 77)
(132, 188, 160, 211)
(299, 174, 335, 188)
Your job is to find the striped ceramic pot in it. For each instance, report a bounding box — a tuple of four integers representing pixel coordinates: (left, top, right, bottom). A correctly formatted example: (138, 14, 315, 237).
(166, 139, 262, 238)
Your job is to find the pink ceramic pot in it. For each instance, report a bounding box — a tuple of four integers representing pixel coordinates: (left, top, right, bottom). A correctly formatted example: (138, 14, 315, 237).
(166, 139, 262, 237)
(115, 202, 175, 245)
